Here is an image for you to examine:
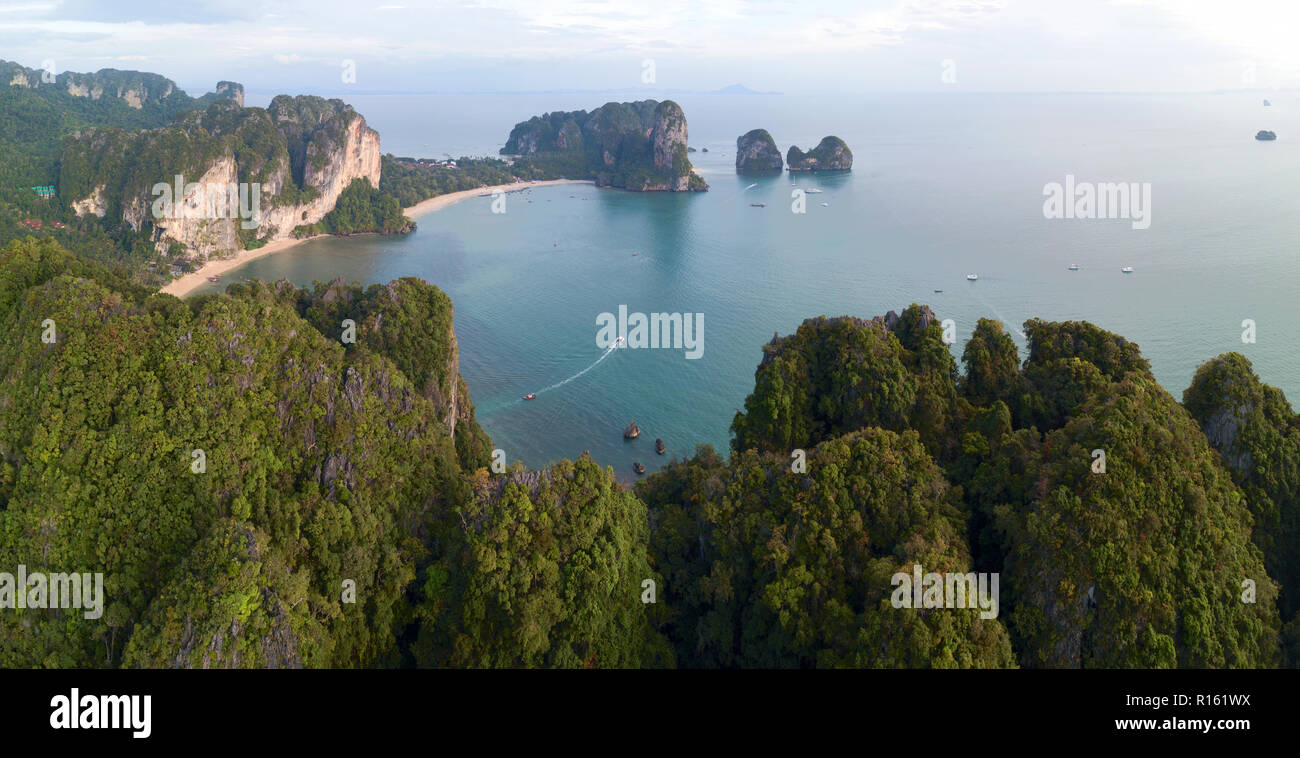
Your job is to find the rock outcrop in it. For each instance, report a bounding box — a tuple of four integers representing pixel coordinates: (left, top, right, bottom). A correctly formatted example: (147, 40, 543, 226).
(501, 99, 706, 191)
(735, 129, 783, 173)
(787, 136, 853, 171)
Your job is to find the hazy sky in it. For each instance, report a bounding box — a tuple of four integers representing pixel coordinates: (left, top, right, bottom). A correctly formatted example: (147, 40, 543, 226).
(1, 0, 1298, 95)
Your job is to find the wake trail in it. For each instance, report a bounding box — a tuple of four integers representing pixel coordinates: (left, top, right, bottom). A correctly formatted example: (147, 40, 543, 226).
(531, 342, 620, 396)
(973, 290, 1027, 338)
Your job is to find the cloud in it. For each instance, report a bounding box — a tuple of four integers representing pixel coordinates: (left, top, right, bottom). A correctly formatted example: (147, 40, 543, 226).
(1, 0, 1296, 93)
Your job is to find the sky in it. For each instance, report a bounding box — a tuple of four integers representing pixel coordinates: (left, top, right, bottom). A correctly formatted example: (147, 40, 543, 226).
(1, 0, 1298, 95)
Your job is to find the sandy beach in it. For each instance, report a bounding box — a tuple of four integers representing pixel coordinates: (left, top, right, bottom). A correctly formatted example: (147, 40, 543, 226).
(159, 178, 592, 298)
(404, 178, 592, 219)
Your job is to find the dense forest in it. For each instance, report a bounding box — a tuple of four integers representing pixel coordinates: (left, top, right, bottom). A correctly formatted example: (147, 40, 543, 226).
(2, 236, 1296, 668)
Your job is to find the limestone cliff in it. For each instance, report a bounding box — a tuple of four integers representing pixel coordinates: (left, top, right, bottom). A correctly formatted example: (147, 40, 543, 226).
(501, 99, 705, 191)
(735, 129, 783, 174)
(0, 59, 240, 114)
(787, 136, 853, 172)
(60, 95, 381, 262)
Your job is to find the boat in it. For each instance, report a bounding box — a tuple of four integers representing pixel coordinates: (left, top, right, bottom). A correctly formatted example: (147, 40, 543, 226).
(633, 462, 646, 475)
(624, 420, 641, 439)
(966, 273, 979, 281)
(522, 393, 536, 400)
(750, 202, 765, 207)
(933, 289, 943, 293)
(1121, 266, 1134, 273)
(744, 182, 758, 191)
(655, 438, 666, 455)
(805, 188, 823, 194)
(820, 202, 829, 207)
(1068, 264, 1079, 271)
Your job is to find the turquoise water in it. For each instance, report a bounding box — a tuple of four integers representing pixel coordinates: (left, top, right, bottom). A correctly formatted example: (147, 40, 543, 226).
(194, 93, 1300, 480)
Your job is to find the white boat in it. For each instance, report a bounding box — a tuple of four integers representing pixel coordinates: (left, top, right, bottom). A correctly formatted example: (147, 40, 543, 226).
(820, 202, 829, 206)
(744, 182, 758, 191)
(1068, 264, 1079, 271)
(1121, 266, 1134, 273)
(805, 188, 823, 194)
(966, 273, 979, 281)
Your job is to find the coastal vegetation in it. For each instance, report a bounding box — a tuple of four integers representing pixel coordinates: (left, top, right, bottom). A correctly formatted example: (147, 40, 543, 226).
(2, 238, 1295, 668)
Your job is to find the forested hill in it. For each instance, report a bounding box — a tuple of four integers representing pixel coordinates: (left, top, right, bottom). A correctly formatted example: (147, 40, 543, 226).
(0, 60, 242, 190)
(2, 237, 1296, 667)
(642, 307, 1298, 668)
(0, 237, 663, 667)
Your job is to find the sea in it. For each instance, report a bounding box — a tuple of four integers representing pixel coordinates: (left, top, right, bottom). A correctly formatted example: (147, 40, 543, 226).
(191, 91, 1300, 481)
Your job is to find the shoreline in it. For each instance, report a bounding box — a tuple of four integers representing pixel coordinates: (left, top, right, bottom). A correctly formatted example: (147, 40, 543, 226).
(159, 178, 593, 298)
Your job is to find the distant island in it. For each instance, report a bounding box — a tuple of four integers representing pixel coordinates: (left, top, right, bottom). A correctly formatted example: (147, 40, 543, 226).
(712, 83, 781, 95)
(787, 136, 853, 171)
(500, 100, 707, 192)
(1256, 130, 1277, 141)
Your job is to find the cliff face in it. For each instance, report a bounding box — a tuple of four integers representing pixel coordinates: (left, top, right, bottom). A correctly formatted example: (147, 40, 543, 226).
(257, 97, 382, 240)
(60, 95, 381, 262)
(735, 129, 783, 174)
(501, 99, 705, 191)
(787, 136, 853, 172)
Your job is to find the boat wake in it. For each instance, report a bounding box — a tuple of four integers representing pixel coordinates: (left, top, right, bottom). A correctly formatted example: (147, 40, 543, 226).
(973, 291, 1027, 339)
(529, 339, 622, 397)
